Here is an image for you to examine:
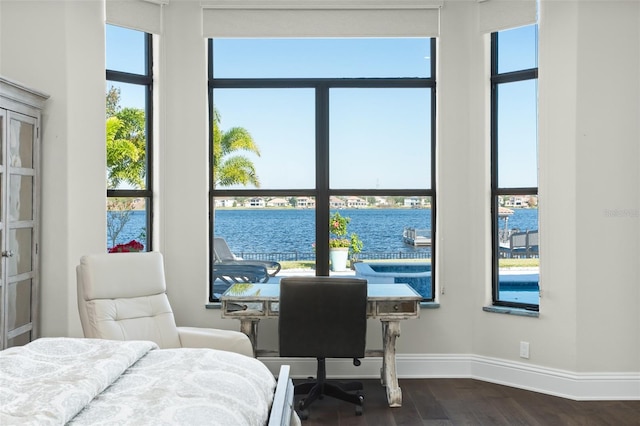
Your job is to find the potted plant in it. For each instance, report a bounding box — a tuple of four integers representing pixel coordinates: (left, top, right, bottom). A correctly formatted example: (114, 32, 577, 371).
(329, 211, 363, 271)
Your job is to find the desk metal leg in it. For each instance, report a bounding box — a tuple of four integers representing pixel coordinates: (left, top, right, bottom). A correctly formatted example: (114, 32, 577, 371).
(239, 319, 260, 357)
(380, 320, 402, 407)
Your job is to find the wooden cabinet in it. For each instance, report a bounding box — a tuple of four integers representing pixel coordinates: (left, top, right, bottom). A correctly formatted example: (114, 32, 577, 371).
(0, 77, 48, 349)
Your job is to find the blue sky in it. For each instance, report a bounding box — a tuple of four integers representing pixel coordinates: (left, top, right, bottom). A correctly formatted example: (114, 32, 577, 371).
(107, 25, 538, 190)
(212, 38, 431, 79)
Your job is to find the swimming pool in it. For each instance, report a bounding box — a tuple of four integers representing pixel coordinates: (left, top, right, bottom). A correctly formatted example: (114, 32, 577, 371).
(498, 273, 539, 304)
(353, 262, 432, 300)
(354, 262, 539, 304)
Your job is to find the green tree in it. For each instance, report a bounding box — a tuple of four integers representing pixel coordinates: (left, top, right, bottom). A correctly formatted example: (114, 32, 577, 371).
(106, 86, 146, 189)
(213, 108, 261, 188)
(106, 86, 120, 118)
(390, 196, 405, 206)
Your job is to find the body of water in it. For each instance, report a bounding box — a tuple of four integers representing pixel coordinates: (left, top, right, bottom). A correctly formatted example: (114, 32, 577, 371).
(111, 208, 539, 256)
(107, 210, 148, 250)
(116, 208, 539, 302)
(214, 208, 538, 257)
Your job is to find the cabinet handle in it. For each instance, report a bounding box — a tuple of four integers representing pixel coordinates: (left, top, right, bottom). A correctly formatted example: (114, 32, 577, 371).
(2, 250, 14, 257)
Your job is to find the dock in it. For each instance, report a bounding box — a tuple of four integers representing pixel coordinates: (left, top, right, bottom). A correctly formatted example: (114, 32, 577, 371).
(403, 227, 432, 247)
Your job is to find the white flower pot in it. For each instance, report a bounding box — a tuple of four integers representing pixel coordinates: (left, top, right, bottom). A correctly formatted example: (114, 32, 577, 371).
(329, 247, 349, 272)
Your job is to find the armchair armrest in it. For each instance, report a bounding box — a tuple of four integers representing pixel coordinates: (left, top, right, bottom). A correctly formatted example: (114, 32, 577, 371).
(177, 326, 253, 357)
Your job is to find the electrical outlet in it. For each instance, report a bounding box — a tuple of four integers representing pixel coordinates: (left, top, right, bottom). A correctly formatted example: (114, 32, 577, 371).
(520, 341, 530, 359)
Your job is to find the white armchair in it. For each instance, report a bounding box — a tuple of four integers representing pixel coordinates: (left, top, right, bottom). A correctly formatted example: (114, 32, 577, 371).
(76, 252, 253, 357)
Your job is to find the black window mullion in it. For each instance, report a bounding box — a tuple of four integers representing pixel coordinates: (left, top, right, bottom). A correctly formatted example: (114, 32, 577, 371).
(211, 78, 432, 90)
(144, 32, 154, 251)
(106, 70, 152, 85)
(430, 38, 438, 296)
(108, 189, 152, 198)
(208, 39, 216, 288)
(495, 188, 538, 196)
(491, 69, 538, 85)
(316, 85, 330, 276)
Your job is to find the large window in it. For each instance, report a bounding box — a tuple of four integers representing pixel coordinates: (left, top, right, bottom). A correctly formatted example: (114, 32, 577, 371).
(491, 25, 539, 310)
(105, 25, 153, 252)
(209, 38, 436, 302)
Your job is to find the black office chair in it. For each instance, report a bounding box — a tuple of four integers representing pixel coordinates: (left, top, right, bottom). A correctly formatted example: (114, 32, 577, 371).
(279, 276, 367, 419)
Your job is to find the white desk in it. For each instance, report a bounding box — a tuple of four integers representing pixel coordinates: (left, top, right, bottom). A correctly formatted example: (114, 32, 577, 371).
(220, 283, 421, 407)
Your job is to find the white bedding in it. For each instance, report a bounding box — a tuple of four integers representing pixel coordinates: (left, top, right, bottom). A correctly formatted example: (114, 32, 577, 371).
(0, 338, 276, 426)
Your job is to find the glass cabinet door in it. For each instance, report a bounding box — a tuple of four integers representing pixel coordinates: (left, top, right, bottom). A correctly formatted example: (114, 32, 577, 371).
(0, 78, 45, 350)
(3, 111, 37, 348)
(0, 109, 4, 347)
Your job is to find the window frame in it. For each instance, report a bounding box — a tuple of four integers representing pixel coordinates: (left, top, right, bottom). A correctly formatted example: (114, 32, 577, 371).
(490, 29, 539, 311)
(208, 38, 437, 302)
(106, 28, 154, 251)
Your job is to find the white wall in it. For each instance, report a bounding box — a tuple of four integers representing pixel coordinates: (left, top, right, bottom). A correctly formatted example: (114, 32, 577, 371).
(159, 0, 209, 327)
(1, 0, 638, 396)
(0, 0, 106, 338)
(571, 1, 639, 372)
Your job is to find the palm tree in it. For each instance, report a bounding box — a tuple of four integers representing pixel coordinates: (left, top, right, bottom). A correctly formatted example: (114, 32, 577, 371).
(213, 108, 261, 188)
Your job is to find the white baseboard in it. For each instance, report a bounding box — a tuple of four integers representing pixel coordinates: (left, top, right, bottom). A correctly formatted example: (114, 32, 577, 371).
(260, 354, 640, 401)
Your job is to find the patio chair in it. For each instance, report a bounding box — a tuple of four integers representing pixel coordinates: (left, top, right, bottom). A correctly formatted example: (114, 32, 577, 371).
(213, 262, 269, 285)
(509, 230, 539, 259)
(213, 237, 281, 276)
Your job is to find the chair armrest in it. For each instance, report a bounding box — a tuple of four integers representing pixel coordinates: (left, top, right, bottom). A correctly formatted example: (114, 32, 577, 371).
(215, 260, 281, 277)
(177, 326, 254, 357)
(264, 261, 281, 277)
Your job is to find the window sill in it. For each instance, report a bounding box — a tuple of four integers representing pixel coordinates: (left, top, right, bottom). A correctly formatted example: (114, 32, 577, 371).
(483, 306, 539, 317)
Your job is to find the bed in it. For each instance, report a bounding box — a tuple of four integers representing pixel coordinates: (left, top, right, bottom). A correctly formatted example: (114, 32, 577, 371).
(0, 338, 298, 426)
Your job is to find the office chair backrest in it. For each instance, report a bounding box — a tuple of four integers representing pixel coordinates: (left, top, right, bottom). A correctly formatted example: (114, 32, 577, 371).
(279, 276, 367, 359)
(76, 252, 182, 348)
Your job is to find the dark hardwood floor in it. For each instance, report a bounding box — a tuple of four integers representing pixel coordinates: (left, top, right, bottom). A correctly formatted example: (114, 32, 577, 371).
(293, 378, 640, 426)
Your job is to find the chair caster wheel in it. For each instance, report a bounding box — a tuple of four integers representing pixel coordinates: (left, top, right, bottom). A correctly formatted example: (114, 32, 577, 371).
(297, 401, 309, 420)
(355, 393, 364, 415)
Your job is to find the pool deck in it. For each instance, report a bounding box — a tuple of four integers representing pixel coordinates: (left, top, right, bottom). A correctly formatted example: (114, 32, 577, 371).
(270, 268, 356, 283)
(219, 267, 539, 285)
(212, 267, 539, 300)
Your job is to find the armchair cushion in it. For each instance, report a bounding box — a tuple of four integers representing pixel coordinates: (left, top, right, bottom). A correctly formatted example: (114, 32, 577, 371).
(79, 252, 167, 299)
(85, 294, 181, 348)
(178, 327, 253, 357)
